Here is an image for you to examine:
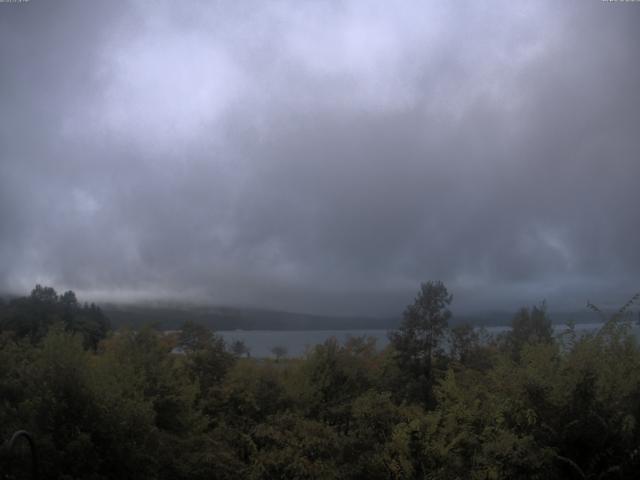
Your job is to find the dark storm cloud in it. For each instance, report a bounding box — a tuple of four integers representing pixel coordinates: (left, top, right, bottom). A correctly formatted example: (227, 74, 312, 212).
(1, 0, 639, 315)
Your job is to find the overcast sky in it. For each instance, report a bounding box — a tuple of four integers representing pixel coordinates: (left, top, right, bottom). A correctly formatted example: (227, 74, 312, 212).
(1, 0, 639, 316)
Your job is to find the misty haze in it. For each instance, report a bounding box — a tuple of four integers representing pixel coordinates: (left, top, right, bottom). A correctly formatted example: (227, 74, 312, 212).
(1, 1, 639, 479)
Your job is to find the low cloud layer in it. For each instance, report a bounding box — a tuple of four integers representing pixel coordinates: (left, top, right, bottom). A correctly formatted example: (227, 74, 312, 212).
(1, 0, 639, 315)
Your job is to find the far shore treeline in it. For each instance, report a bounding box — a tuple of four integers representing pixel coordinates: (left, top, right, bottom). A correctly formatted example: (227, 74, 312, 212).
(67, 299, 600, 332)
(1, 283, 640, 479)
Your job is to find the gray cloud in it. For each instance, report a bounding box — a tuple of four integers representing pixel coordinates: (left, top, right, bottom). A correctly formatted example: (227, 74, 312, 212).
(1, 0, 639, 316)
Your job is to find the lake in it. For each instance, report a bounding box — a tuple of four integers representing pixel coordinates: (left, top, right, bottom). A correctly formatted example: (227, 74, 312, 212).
(218, 322, 636, 358)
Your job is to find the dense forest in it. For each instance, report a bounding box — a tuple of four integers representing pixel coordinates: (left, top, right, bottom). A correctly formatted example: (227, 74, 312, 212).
(1, 283, 639, 479)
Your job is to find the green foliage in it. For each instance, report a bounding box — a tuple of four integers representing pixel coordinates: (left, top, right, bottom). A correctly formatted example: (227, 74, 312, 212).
(231, 339, 250, 357)
(0, 285, 109, 348)
(249, 413, 341, 479)
(502, 302, 553, 360)
(219, 360, 292, 430)
(448, 322, 494, 370)
(2, 284, 640, 479)
(300, 337, 378, 431)
(179, 322, 236, 419)
(389, 281, 452, 405)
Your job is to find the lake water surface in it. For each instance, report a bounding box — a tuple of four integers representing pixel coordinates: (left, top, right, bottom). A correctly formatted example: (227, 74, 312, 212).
(218, 322, 637, 358)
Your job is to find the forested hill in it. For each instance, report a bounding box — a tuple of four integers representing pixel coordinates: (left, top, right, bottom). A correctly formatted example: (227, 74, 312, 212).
(101, 303, 400, 331)
(100, 303, 597, 331)
(0, 292, 599, 331)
